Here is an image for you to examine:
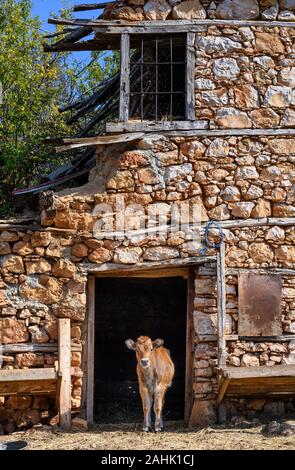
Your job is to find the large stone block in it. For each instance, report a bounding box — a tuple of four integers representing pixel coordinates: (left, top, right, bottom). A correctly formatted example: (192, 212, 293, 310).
(172, 0, 206, 18)
(0, 319, 29, 344)
(216, 0, 259, 19)
(143, 0, 172, 19)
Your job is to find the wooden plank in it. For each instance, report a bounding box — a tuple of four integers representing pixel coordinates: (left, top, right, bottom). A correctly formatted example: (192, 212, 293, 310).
(58, 319, 72, 431)
(48, 18, 295, 29)
(106, 120, 209, 133)
(73, 2, 115, 11)
(226, 268, 295, 276)
(87, 275, 95, 423)
(161, 128, 295, 138)
(216, 377, 231, 407)
(55, 132, 145, 152)
(184, 267, 195, 425)
(223, 365, 295, 379)
(197, 334, 239, 343)
(186, 32, 195, 121)
(217, 243, 226, 369)
(119, 33, 130, 122)
(2, 343, 81, 354)
(0, 380, 58, 396)
(80, 255, 216, 274)
(0, 368, 57, 382)
(197, 334, 295, 343)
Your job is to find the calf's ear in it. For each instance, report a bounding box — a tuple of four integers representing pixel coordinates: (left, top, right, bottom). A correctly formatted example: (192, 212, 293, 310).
(152, 338, 164, 349)
(125, 339, 136, 350)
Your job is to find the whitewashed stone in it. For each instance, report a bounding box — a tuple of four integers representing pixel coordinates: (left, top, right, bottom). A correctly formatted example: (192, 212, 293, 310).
(266, 226, 285, 242)
(195, 36, 242, 54)
(195, 78, 215, 90)
(235, 166, 259, 180)
(143, 246, 179, 261)
(206, 138, 229, 157)
(220, 186, 241, 202)
(279, 0, 295, 11)
(231, 202, 255, 219)
(143, 0, 172, 19)
(264, 86, 292, 107)
(244, 185, 264, 200)
(216, 108, 252, 128)
(172, 0, 206, 19)
(281, 109, 295, 127)
(114, 247, 142, 264)
(216, 0, 259, 19)
(278, 67, 295, 87)
(253, 56, 275, 70)
(213, 58, 240, 79)
(201, 89, 228, 106)
(278, 9, 295, 19)
(241, 354, 260, 367)
(261, 1, 279, 19)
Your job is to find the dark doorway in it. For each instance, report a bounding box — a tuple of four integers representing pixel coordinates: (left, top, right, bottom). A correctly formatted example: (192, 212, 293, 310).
(94, 276, 187, 423)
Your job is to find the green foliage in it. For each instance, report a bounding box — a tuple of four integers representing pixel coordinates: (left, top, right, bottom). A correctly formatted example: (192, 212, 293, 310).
(0, 0, 118, 216)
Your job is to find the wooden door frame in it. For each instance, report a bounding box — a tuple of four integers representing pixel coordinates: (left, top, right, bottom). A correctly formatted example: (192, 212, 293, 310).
(82, 266, 195, 425)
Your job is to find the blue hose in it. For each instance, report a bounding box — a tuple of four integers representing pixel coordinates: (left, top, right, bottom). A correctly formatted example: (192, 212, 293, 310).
(199, 220, 225, 255)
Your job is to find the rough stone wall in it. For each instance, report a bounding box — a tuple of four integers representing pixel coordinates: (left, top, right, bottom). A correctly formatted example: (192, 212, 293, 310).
(103, 0, 295, 23)
(0, 131, 294, 431)
(195, 25, 295, 128)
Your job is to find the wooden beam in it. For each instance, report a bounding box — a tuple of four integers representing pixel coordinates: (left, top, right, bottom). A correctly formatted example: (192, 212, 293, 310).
(197, 334, 238, 343)
(58, 319, 72, 431)
(196, 334, 295, 343)
(55, 132, 145, 152)
(186, 32, 195, 121)
(80, 255, 216, 274)
(106, 120, 209, 133)
(73, 2, 115, 11)
(221, 365, 295, 379)
(86, 275, 95, 423)
(119, 33, 130, 122)
(0, 368, 57, 382)
(226, 268, 295, 276)
(216, 377, 230, 407)
(217, 243, 226, 369)
(2, 343, 81, 354)
(48, 18, 295, 29)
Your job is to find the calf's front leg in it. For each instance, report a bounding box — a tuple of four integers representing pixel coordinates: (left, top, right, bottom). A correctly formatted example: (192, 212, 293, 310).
(139, 384, 152, 432)
(154, 385, 166, 432)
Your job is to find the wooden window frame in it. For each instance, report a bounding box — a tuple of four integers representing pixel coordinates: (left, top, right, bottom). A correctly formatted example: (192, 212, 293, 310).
(106, 32, 199, 133)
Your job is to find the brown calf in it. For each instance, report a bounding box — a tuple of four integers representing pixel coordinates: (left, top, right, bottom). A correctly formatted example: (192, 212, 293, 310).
(125, 335, 175, 432)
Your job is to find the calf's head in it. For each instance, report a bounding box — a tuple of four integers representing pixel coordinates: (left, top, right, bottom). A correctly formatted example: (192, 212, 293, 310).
(125, 336, 164, 368)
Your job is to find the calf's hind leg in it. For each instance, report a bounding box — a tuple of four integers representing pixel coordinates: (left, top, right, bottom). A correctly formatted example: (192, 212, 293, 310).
(139, 384, 152, 432)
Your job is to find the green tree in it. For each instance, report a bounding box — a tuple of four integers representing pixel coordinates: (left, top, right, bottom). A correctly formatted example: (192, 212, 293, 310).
(0, 0, 118, 216)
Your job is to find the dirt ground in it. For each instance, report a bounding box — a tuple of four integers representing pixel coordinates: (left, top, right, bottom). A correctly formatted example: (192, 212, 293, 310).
(0, 421, 295, 450)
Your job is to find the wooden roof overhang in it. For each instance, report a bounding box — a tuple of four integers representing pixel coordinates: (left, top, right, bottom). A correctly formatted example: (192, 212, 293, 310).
(44, 18, 295, 52)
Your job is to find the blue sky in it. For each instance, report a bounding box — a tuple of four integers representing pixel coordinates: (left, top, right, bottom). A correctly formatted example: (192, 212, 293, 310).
(31, 1, 104, 60)
(31, 1, 102, 33)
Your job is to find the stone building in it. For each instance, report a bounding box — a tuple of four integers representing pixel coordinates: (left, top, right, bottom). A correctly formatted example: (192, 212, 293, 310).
(0, 0, 295, 432)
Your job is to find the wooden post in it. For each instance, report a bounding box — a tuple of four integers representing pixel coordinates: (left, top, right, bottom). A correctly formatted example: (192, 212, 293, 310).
(119, 33, 130, 122)
(58, 318, 72, 431)
(217, 242, 226, 369)
(86, 275, 95, 423)
(186, 32, 195, 121)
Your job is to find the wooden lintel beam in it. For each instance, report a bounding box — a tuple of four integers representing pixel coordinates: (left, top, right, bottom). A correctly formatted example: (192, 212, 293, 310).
(74, 2, 115, 11)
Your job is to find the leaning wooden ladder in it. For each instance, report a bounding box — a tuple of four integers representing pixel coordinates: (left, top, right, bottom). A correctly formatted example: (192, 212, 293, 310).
(0, 319, 72, 430)
(216, 243, 295, 421)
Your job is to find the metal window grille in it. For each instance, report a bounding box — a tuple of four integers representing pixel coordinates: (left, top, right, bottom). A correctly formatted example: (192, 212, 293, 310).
(129, 34, 186, 122)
